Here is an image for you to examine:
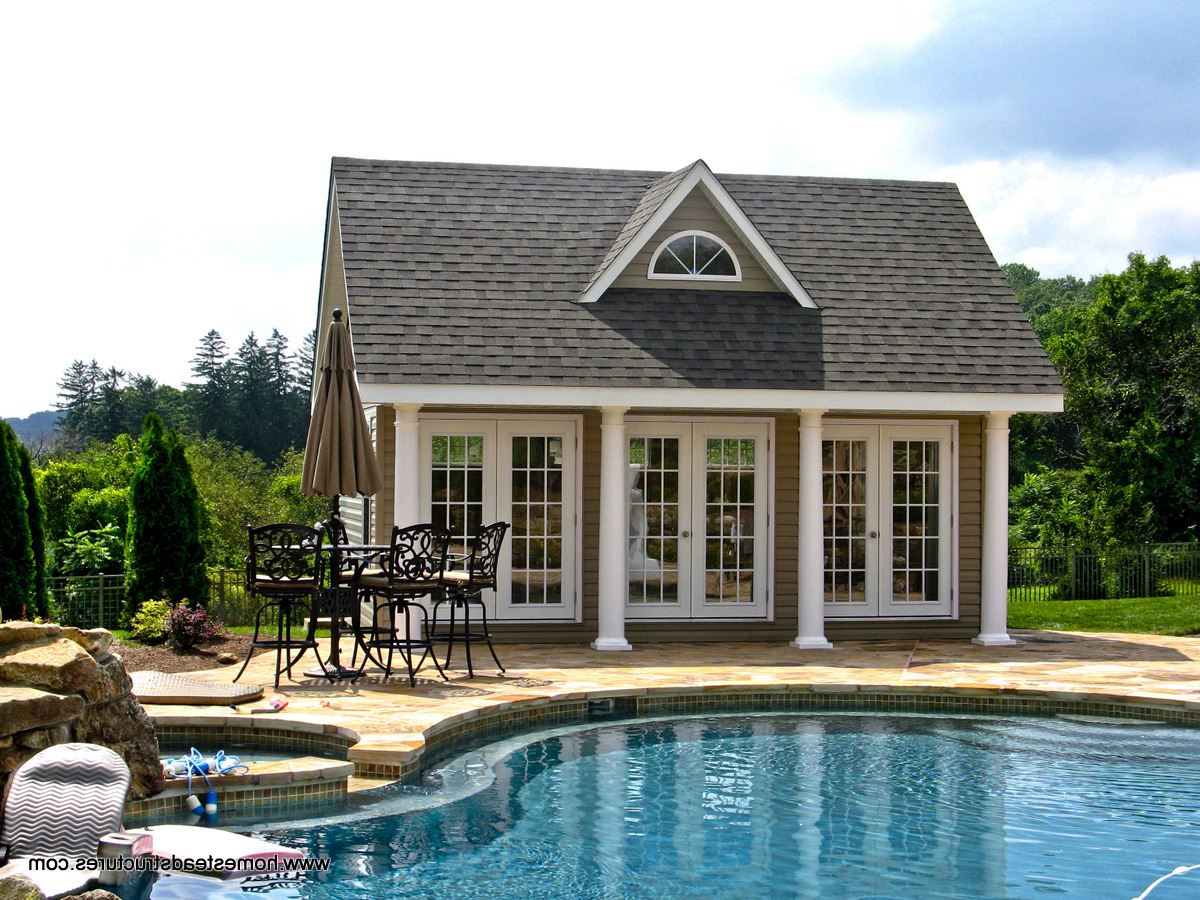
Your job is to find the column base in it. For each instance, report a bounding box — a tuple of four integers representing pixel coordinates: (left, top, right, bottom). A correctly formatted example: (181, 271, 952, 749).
(591, 638, 634, 651)
(789, 637, 834, 650)
(972, 633, 1018, 647)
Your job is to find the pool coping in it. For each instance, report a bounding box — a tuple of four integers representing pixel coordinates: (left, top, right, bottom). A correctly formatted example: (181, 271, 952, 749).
(141, 679, 1200, 801)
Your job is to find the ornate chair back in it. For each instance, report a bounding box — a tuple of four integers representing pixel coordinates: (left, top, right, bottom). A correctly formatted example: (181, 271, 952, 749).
(457, 521, 510, 590)
(384, 524, 452, 589)
(247, 524, 323, 592)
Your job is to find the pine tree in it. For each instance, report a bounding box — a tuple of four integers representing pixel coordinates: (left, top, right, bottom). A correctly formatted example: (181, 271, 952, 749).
(0, 423, 34, 619)
(188, 330, 230, 439)
(230, 333, 274, 459)
(297, 329, 317, 405)
(15, 441, 47, 618)
(55, 359, 103, 441)
(124, 413, 208, 621)
(95, 366, 128, 441)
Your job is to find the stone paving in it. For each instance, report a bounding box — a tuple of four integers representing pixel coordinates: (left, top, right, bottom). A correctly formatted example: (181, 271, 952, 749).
(137, 629, 1200, 786)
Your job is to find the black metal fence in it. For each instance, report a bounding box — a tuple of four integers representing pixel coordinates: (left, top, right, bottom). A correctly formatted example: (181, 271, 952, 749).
(45, 574, 126, 630)
(41, 544, 1200, 629)
(46, 569, 253, 631)
(1009, 543, 1200, 602)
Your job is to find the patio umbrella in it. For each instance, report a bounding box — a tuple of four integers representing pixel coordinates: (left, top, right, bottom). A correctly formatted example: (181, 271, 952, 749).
(301, 308, 383, 515)
(301, 308, 383, 680)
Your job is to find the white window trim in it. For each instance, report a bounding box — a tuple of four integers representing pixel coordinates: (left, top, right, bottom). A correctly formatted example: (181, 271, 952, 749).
(647, 230, 743, 282)
(625, 415, 776, 622)
(417, 414, 584, 625)
(822, 418, 960, 621)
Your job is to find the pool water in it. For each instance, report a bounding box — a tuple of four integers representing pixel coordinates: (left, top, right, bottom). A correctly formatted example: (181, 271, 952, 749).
(152, 713, 1200, 900)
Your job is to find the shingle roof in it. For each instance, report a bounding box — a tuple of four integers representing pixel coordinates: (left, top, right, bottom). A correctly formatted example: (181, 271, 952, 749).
(331, 157, 1062, 394)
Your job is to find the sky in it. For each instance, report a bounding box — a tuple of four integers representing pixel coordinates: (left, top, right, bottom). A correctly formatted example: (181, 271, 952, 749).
(2, 0, 1197, 418)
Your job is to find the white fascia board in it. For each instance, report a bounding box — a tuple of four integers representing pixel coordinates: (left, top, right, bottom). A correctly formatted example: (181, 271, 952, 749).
(312, 178, 342, 406)
(578, 161, 817, 308)
(359, 382, 1064, 415)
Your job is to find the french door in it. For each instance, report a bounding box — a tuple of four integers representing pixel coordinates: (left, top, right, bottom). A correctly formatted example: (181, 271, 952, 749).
(419, 419, 579, 621)
(822, 424, 954, 618)
(626, 421, 771, 619)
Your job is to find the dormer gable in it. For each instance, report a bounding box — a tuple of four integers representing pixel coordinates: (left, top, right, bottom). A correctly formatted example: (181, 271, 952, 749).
(578, 160, 816, 307)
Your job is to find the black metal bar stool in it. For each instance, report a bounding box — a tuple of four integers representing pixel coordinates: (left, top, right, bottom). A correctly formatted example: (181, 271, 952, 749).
(353, 523, 451, 686)
(235, 523, 328, 689)
(430, 521, 509, 677)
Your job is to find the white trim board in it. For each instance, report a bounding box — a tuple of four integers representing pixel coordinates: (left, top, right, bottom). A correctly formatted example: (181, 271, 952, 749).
(359, 383, 1064, 415)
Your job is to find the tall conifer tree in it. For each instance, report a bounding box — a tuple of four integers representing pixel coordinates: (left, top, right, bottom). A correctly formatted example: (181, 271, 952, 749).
(0, 423, 34, 619)
(15, 442, 47, 618)
(124, 413, 208, 621)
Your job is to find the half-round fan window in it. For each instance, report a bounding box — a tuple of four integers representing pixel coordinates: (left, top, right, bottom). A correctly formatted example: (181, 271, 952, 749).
(648, 231, 741, 280)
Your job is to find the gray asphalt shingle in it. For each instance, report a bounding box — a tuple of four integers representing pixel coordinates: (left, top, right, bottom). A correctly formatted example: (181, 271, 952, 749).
(331, 157, 1061, 395)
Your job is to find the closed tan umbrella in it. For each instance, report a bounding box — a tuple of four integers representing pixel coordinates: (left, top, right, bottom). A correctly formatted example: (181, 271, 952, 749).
(301, 308, 383, 680)
(301, 308, 383, 513)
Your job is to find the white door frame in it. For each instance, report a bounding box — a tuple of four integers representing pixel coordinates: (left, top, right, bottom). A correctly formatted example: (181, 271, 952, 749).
(417, 415, 582, 623)
(823, 420, 958, 620)
(626, 418, 774, 620)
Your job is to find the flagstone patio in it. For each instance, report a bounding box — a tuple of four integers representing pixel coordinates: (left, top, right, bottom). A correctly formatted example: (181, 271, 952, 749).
(136, 629, 1200, 795)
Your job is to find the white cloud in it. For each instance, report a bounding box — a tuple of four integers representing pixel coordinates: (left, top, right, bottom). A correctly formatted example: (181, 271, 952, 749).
(1, 0, 1196, 420)
(937, 159, 1200, 277)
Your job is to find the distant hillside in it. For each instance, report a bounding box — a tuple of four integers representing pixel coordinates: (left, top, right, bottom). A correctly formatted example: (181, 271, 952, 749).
(4, 409, 58, 444)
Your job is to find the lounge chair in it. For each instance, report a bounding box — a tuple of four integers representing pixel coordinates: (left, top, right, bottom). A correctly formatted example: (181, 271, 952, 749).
(0, 742, 303, 897)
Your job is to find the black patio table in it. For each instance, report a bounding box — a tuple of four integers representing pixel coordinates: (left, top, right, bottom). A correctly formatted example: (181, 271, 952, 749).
(303, 542, 388, 682)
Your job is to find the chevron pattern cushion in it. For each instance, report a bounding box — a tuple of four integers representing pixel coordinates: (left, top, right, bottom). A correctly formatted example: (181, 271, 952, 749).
(1, 742, 129, 858)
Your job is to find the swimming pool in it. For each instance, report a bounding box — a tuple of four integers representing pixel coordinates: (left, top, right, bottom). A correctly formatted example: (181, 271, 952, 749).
(151, 712, 1200, 899)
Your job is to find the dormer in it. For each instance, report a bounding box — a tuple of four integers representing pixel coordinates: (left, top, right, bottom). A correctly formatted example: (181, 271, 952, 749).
(579, 160, 816, 307)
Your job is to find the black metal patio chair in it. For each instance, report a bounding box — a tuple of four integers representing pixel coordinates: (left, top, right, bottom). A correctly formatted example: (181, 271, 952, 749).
(352, 523, 451, 686)
(429, 521, 510, 677)
(235, 523, 328, 689)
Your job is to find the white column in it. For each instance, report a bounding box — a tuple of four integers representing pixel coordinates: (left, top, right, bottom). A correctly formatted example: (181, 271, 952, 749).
(792, 409, 833, 649)
(975, 412, 1017, 646)
(593, 406, 633, 651)
(388, 403, 423, 641)
(392, 403, 422, 528)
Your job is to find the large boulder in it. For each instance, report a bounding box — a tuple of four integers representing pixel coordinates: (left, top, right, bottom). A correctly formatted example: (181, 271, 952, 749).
(0, 623, 160, 800)
(0, 638, 100, 693)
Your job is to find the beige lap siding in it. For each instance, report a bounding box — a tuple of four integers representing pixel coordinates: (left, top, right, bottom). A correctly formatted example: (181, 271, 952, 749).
(370, 408, 983, 643)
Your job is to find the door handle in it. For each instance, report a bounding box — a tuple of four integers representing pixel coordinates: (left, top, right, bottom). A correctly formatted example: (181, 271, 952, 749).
(681, 531, 691, 538)
(869, 531, 878, 539)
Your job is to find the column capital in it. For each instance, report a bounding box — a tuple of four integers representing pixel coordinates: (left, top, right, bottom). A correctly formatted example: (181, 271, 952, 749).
(797, 409, 828, 429)
(392, 402, 422, 424)
(985, 411, 1014, 431)
(600, 406, 629, 424)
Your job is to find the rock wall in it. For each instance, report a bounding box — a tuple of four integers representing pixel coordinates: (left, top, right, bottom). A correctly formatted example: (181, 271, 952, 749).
(0, 622, 162, 801)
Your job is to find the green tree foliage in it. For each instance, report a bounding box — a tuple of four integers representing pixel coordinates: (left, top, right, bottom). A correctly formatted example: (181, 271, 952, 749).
(58, 524, 125, 576)
(37, 435, 136, 545)
(184, 436, 276, 567)
(54, 326, 310, 465)
(55, 361, 188, 446)
(269, 448, 331, 527)
(0, 423, 35, 618)
(15, 441, 47, 617)
(1003, 263, 1094, 483)
(1051, 254, 1200, 542)
(187, 329, 231, 440)
(1002, 262, 1096, 343)
(124, 414, 207, 620)
(168, 430, 209, 600)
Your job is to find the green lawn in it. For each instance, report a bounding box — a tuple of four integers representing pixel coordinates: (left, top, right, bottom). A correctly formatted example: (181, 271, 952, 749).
(1008, 594, 1200, 636)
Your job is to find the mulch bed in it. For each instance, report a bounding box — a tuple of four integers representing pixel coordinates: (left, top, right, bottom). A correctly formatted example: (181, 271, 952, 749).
(113, 632, 253, 674)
